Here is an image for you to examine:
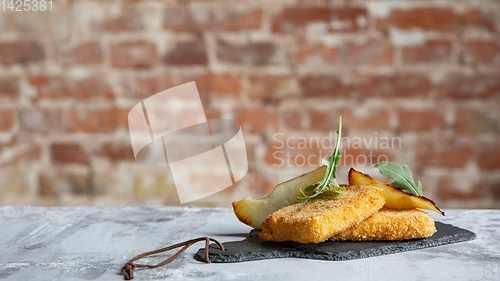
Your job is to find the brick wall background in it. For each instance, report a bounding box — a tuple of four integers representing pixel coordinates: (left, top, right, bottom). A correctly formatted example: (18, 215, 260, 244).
(0, 0, 499, 208)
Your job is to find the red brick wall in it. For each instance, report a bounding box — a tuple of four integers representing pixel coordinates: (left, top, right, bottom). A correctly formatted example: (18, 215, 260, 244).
(0, 0, 499, 208)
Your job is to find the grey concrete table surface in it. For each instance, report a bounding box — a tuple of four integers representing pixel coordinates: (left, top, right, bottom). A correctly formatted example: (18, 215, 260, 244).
(0, 207, 498, 281)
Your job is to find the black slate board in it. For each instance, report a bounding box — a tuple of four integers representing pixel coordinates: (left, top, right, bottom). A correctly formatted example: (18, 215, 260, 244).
(195, 222, 476, 263)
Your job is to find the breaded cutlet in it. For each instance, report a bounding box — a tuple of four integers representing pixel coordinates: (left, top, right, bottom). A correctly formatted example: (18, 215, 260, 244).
(259, 185, 385, 244)
(329, 207, 436, 241)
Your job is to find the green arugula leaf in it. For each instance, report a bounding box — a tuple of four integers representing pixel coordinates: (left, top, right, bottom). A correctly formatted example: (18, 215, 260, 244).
(374, 161, 423, 196)
(297, 116, 343, 203)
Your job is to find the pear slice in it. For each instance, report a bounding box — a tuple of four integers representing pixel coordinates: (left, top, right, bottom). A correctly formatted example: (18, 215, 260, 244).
(232, 166, 327, 230)
(348, 168, 444, 215)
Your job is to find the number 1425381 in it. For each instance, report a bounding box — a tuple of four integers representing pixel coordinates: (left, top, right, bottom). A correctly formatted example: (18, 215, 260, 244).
(2, 0, 52, 12)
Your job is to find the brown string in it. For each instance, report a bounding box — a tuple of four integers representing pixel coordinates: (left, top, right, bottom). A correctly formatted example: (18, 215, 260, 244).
(121, 237, 225, 280)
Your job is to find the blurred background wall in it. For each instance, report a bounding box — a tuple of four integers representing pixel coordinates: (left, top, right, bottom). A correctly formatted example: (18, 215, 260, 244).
(0, 0, 499, 208)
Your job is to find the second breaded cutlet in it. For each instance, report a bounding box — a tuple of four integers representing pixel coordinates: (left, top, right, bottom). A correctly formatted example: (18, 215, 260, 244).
(259, 185, 385, 243)
(329, 207, 436, 241)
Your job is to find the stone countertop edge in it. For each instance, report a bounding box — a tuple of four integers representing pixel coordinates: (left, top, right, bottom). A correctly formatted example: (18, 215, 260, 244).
(0, 207, 498, 281)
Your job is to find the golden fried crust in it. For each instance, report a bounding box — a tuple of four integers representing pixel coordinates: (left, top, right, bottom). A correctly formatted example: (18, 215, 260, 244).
(329, 207, 436, 241)
(259, 185, 385, 244)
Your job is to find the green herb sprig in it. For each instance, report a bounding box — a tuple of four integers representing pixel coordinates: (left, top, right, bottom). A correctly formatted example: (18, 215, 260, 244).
(374, 161, 423, 196)
(297, 116, 343, 203)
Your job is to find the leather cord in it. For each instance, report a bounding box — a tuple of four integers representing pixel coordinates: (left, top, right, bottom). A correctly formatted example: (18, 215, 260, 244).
(122, 237, 225, 280)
